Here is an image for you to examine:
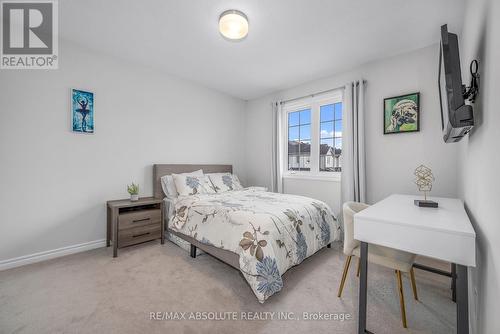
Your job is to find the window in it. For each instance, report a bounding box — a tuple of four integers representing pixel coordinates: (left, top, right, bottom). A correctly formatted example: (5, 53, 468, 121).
(288, 109, 311, 171)
(283, 92, 342, 177)
(319, 103, 342, 172)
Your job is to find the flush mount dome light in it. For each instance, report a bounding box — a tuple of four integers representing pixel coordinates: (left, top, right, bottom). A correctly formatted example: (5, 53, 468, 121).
(219, 10, 248, 40)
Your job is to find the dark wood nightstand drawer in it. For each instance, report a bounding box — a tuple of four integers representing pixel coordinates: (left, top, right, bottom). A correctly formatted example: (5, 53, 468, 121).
(118, 209, 161, 230)
(118, 224, 161, 248)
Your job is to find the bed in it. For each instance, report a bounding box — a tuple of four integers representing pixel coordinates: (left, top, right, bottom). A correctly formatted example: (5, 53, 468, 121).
(153, 164, 341, 302)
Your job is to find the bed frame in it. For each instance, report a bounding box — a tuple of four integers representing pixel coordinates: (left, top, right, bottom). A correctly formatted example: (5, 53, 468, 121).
(153, 164, 240, 269)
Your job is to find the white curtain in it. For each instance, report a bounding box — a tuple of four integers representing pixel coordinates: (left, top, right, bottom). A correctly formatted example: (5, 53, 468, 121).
(341, 80, 366, 205)
(271, 102, 284, 193)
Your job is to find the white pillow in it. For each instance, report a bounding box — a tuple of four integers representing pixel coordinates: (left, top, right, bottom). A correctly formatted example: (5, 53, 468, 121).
(207, 173, 243, 193)
(160, 175, 178, 199)
(172, 170, 215, 196)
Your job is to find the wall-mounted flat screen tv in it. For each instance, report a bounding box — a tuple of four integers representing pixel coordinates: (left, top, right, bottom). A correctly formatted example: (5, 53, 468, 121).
(438, 24, 474, 143)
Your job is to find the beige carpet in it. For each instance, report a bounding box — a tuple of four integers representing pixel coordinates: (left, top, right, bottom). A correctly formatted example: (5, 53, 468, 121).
(0, 241, 455, 334)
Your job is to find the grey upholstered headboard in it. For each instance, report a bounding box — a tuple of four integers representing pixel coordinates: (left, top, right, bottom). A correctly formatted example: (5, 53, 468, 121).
(152, 164, 233, 198)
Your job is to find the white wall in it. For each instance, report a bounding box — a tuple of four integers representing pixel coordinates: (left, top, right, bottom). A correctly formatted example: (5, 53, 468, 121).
(244, 45, 459, 210)
(458, 0, 500, 332)
(0, 40, 246, 263)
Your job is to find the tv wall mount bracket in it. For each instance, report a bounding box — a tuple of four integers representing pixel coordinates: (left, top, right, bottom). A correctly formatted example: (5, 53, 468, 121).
(463, 59, 479, 103)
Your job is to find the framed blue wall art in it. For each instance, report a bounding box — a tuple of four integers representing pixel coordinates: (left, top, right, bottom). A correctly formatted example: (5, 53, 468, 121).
(71, 89, 94, 133)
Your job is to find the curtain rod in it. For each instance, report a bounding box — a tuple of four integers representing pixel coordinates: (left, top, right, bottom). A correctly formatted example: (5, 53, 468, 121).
(279, 80, 366, 105)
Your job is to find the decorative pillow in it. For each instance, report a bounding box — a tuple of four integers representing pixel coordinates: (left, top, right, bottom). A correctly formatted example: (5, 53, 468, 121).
(172, 170, 215, 196)
(207, 173, 243, 193)
(161, 170, 204, 198)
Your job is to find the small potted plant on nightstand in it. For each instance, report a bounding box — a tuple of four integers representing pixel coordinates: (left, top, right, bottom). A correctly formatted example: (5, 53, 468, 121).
(127, 183, 139, 201)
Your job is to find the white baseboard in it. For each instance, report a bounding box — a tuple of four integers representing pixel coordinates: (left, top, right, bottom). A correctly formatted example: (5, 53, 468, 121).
(0, 239, 106, 271)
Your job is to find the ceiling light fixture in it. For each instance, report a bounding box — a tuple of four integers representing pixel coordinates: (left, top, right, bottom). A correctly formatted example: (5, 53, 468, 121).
(219, 10, 248, 41)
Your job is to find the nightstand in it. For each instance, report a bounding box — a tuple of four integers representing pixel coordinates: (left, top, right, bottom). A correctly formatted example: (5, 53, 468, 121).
(106, 197, 164, 257)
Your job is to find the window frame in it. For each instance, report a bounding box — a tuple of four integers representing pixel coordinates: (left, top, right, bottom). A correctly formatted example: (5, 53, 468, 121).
(282, 90, 343, 181)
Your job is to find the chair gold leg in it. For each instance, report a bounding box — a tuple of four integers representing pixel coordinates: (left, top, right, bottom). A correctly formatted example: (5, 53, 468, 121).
(410, 267, 419, 301)
(337, 255, 352, 298)
(356, 257, 361, 277)
(396, 270, 408, 328)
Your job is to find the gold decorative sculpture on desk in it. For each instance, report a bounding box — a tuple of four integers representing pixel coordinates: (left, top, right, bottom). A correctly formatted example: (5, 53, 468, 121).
(414, 165, 438, 207)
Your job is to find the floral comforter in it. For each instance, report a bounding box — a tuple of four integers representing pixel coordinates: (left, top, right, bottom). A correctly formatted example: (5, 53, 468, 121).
(170, 188, 340, 302)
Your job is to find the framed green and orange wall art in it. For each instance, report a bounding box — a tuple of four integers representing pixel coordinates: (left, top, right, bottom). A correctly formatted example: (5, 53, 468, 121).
(383, 92, 420, 134)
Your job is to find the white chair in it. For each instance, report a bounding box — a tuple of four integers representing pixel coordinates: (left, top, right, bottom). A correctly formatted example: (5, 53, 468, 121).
(337, 201, 418, 328)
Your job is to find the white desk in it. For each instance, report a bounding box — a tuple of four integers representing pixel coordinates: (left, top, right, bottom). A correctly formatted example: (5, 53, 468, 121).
(353, 194, 476, 334)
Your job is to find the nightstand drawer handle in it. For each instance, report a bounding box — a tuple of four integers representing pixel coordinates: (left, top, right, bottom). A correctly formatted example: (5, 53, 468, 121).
(132, 218, 150, 223)
(132, 232, 150, 238)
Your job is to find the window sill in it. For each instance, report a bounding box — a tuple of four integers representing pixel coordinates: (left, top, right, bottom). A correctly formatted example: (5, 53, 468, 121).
(282, 173, 341, 182)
